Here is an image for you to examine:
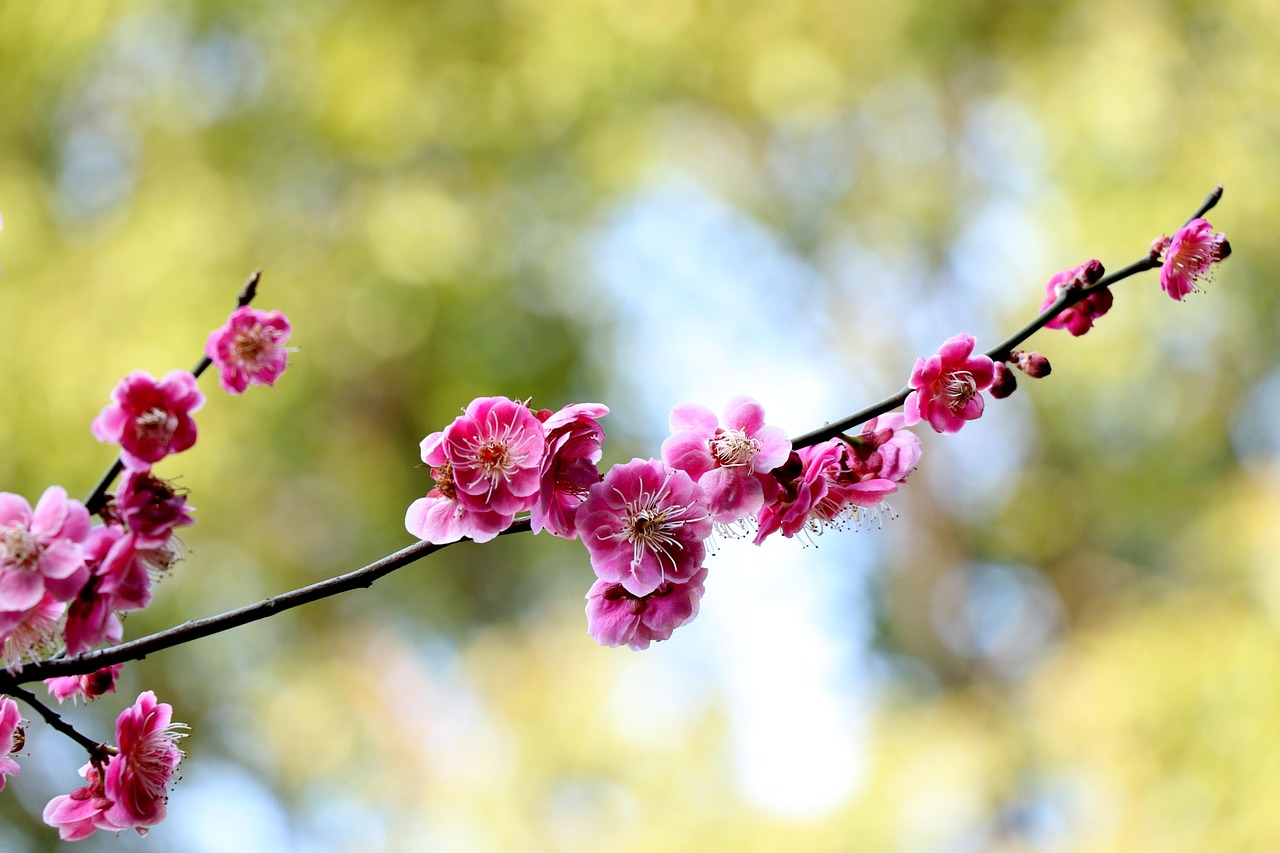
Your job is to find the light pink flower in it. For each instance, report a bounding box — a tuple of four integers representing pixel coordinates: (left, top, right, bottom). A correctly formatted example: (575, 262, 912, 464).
(114, 470, 195, 548)
(1041, 261, 1112, 337)
(102, 691, 187, 831)
(0, 486, 91, 612)
(531, 403, 609, 539)
(46, 664, 124, 704)
(43, 761, 122, 841)
(661, 396, 791, 527)
(205, 306, 293, 394)
(576, 459, 711, 597)
(904, 333, 996, 434)
(0, 696, 23, 791)
(585, 567, 708, 650)
(91, 370, 204, 470)
(0, 594, 67, 668)
(1157, 218, 1231, 301)
(405, 432, 516, 544)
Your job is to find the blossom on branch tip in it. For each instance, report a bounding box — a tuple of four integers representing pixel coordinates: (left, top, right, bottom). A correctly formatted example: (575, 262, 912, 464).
(531, 403, 609, 539)
(585, 568, 707, 650)
(576, 458, 711, 597)
(205, 306, 293, 394)
(1041, 261, 1112, 337)
(904, 333, 995, 434)
(1157, 218, 1231, 301)
(91, 370, 204, 470)
(0, 486, 91, 612)
(661, 396, 790, 529)
(0, 697, 23, 791)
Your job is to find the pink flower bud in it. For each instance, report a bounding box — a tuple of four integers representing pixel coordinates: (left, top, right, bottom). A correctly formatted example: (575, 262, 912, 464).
(1011, 350, 1052, 378)
(989, 362, 1017, 399)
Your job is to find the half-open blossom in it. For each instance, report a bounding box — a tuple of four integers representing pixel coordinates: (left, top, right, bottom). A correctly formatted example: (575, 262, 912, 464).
(1157, 218, 1231, 301)
(576, 459, 711, 596)
(904, 333, 995, 434)
(103, 690, 187, 831)
(1041, 261, 1111, 337)
(531, 403, 609, 539)
(46, 664, 124, 704)
(0, 486, 91, 612)
(0, 697, 23, 791)
(205, 306, 293, 394)
(405, 431, 517, 545)
(585, 567, 707, 650)
(114, 470, 195, 548)
(64, 525, 136, 656)
(43, 761, 119, 841)
(661, 396, 791, 527)
(91, 370, 204, 470)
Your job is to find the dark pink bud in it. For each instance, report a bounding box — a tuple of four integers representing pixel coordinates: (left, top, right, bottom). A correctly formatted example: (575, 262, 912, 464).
(1150, 234, 1171, 260)
(1011, 350, 1052, 378)
(1081, 259, 1105, 285)
(989, 362, 1018, 399)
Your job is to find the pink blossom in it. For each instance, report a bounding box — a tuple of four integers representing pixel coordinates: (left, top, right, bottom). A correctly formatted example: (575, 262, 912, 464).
(753, 448, 830, 545)
(0, 594, 67, 668)
(844, 414, 921, 485)
(585, 568, 708, 650)
(114, 470, 194, 548)
(102, 691, 187, 831)
(43, 761, 122, 841)
(576, 459, 711, 597)
(205, 306, 293, 394)
(64, 525, 136, 656)
(904, 333, 996, 434)
(0, 696, 23, 791)
(46, 664, 124, 704)
(442, 397, 547, 516)
(1041, 261, 1112, 337)
(531, 403, 609, 539)
(91, 370, 204, 470)
(0, 486, 91, 612)
(661, 396, 791, 527)
(1158, 218, 1231, 301)
(405, 432, 516, 544)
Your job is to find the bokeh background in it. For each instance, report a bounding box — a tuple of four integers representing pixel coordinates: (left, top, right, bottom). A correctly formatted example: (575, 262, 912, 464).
(1, 1, 1278, 850)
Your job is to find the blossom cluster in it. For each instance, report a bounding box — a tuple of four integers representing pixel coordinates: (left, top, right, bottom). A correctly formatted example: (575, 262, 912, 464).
(0, 301, 291, 841)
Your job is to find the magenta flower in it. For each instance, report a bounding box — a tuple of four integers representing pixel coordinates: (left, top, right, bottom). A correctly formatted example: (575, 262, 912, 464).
(1157, 218, 1231, 301)
(442, 396, 546, 515)
(0, 486, 91, 612)
(1041, 261, 1112, 337)
(844, 414, 921, 485)
(46, 664, 124, 704)
(904, 333, 996, 434)
(114, 470, 195, 548)
(661, 396, 791, 527)
(205, 306, 293, 394)
(531, 403, 609, 539)
(576, 459, 712, 597)
(92, 370, 205, 470)
(585, 567, 708, 650)
(64, 525, 140, 656)
(102, 690, 187, 831)
(405, 431, 517, 544)
(0, 697, 23, 791)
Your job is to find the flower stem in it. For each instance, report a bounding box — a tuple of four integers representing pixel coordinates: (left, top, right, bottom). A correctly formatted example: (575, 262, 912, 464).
(5, 684, 110, 762)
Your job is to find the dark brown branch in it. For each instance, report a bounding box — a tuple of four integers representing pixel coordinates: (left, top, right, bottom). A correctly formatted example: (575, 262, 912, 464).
(6, 684, 110, 761)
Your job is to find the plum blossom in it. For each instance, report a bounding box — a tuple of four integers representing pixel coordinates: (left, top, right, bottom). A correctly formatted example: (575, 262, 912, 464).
(46, 664, 124, 704)
(904, 333, 995, 434)
(585, 568, 707, 650)
(114, 470, 195, 548)
(91, 370, 204, 470)
(0, 696, 23, 791)
(442, 397, 546, 515)
(1040, 260, 1111, 337)
(1156, 218, 1231, 301)
(0, 486, 91, 612)
(661, 396, 791, 528)
(531, 403, 609, 538)
(44, 691, 188, 840)
(405, 431, 519, 545)
(576, 459, 711, 596)
(1, 594, 67, 668)
(205, 306, 293, 394)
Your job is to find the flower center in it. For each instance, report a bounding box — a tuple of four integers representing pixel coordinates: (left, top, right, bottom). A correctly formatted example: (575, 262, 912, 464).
(943, 371, 978, 412)
(0, 524, 40, 571)
(135, 407, 178, 445)
(710, 428, 760, 468)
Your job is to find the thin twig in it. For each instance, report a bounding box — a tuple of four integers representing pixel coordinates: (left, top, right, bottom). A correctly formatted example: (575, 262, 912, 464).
(6, 684, 110, 761)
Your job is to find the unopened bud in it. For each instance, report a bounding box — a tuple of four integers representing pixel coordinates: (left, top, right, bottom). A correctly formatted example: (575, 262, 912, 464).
(1011, 349, 1052, 378)
(1217, 238, 1232, 261)
(1150, 234, 1171, 261)
(1081, 259, 1105, 285)
(990, 362, 1017, 399)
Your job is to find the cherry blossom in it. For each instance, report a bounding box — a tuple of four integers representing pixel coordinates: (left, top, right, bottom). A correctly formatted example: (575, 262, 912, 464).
(904, 333, 996, 434)
(1157, 218, 1231, 301)
(531, 403, 609, 539)
(205, 306, 293, 394)
(585, 568, 707, 650)
(103, 691, 187, 831)
(42, 761, 120, 841)
(576, 458, 711, 596)
(661, 396, 791, 528)
(1041, 260, 1111, 337)
(114, 470, 195, 548)
(0, 594, 67, 668)
(0, 696, 23, 791)
(91, 370, 204, 470)
(0, 486, 91, 612)
(405, 431, 516, 544)
(46, 664, 124, 704)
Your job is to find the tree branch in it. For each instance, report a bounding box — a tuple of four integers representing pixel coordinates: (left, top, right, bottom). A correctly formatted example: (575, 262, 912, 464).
(6, 684, 110, 762)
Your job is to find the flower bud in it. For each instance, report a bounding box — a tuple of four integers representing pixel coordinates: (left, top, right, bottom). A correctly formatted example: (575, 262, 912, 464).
(1011, 350, 1052, 378)
(989, 361, 1017, 399)
(1081, 259, 1105, 285)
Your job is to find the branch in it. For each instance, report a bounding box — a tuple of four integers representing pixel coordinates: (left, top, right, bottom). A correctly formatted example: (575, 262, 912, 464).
(6, 684, 110, 762)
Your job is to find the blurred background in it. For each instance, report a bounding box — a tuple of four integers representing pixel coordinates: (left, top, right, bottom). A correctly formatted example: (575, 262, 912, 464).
(0, 0, 1277, 850)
